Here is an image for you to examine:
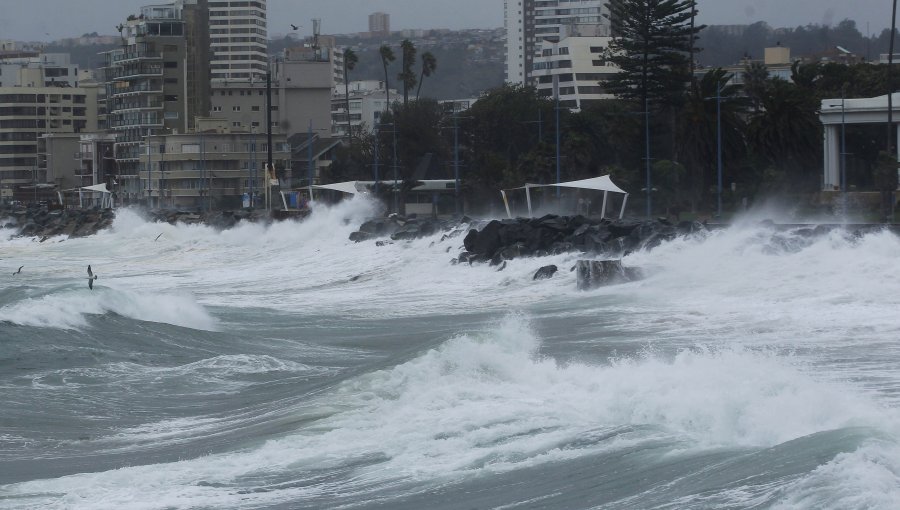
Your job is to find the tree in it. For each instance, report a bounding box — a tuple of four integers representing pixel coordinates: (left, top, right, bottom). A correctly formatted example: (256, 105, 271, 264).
(677, 68, 748, 208)
(342, 48, 359, 139)
(742, 62, 769, 112)
(416, 52, 437, 100)
(379, 45, 396, 109)
(747, 78, 822, 190)
(398, 39, 418, 105)
(604, 0, 704, 109)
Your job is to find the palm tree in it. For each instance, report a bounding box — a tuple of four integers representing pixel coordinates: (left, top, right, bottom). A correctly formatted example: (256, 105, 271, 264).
(677, 68, 748, 207)
(742, 61, 769, 112)
(342, 48, 358, 140)
(379, 45, 396, 110)
(398, 39, 417, 105)
(747, 78, 822, 189)
(416, 52, 437, 100)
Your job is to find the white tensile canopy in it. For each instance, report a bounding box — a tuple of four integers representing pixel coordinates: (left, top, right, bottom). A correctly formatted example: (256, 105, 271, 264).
(311, 181, 363, 195)
(59, 183, 114, 208)
(500, 175, 629, 219)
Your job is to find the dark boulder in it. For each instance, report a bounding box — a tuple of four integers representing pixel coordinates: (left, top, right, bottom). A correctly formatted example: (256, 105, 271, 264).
(575, 259, 641, 290)
(533, 264, 558, 280)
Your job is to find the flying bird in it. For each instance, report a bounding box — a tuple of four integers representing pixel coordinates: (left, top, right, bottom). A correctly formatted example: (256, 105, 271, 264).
(290, 24, 299, 30)
(87, 265, 98, 290)
(12, 266, 22, 275)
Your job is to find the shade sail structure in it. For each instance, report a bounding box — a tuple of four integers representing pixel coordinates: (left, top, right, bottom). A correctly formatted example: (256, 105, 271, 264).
(547, 175, 627, 194)
(500, 175, 629, 219)
(311, 181, 362, 195)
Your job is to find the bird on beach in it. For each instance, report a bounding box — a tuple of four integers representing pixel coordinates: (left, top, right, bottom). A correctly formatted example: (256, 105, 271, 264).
(87, 265, 98, 290)
(12, 266, 22, 275)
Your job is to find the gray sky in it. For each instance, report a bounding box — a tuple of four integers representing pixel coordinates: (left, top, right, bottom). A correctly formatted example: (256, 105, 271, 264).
(0, 0, 893, 42)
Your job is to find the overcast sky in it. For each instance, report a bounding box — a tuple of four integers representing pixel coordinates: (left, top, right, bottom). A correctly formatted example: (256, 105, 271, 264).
(0, 1, 894, 42)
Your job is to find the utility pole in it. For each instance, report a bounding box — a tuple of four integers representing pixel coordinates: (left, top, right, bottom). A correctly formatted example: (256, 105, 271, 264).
(307, 120, 314, 197)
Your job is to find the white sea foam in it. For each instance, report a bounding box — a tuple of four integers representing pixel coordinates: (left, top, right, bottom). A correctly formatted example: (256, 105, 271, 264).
(0, 286, 217, 331)
(4, 316, 897, 509)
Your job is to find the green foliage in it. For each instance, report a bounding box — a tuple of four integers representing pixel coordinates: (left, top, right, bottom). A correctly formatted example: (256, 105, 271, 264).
(342, 48, 359, 140)
(604, 0, 704, 109)
(398, 39, 418, 105)
(379, 45, 396, 107)
(416, 52, 437, 100)
(677, 68, 748, 206)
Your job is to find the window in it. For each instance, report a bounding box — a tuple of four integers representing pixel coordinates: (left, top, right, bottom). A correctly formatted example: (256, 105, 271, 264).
(164, 95, 178, 102)
(251, 105, 260, 111)
(232, 106, 241, 111)
(212, 106, 222, 112)
(182, 143, 200, 153)
(232, 121, 241, 127)
(164, 61, 178, 68)
(165, 78, 178, 84)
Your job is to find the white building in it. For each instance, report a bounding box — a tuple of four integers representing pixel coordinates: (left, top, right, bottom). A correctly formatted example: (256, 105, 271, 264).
(505, 0, 610, 87)
(331, 80, 398, 137)
(532, 36, 617, 110)
(208, 0, 268, 82)
(0, 53, 79, 88)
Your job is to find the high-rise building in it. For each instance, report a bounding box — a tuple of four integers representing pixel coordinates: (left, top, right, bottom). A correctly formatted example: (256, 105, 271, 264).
(209, 0, 268, 82)
(103, 0, 211, 205)
(505, 0, 611, 87)
(368, 12, 390, 36)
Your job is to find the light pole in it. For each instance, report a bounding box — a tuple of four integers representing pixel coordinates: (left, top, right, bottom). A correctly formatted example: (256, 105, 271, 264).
(644, 95, 652, 218)
(841, 86, 848, 217)
(716, 81, 723, 218)
(392, 122, 398, 213)
(145, 127, 152, 208)
(889, 0, 898, 153)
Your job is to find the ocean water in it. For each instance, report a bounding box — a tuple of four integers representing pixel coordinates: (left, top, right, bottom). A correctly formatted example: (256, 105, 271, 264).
(1, 197, 899, 509)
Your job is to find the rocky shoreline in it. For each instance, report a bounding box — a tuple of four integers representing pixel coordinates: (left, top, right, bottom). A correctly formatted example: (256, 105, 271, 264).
(0, 204, 281, 240)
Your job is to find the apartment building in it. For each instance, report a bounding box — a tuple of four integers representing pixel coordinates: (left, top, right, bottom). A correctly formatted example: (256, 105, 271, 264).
(209, 0, 268, 82)
(369, 12, 390, 37)
(0, 53, 79, 88)
(210, 45, 334, 138)
(505, 0, 612, 91)
(139, 120, 289, 209)
(103, 0, 211, 204)
(0, 86, 100, 200)
(330, 80, 398, 138)
(532, 36, 617, 110)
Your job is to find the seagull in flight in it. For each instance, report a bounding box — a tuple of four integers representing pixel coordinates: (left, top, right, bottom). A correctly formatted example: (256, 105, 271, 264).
(87, 265, 98, 290)
(12, 266, 22, 275)
(290, 24, 299, 30)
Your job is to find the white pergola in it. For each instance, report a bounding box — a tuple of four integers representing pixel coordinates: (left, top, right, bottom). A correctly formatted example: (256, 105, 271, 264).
(500, 175, 629, 219)
(819, 93, 900, 190)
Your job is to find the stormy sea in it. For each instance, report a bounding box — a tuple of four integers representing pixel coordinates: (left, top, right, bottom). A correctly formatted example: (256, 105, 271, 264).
(1, 197, 899, 509)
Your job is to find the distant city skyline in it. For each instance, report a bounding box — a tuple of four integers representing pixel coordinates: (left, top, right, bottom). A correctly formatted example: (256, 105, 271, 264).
(0, 0, 895, 42)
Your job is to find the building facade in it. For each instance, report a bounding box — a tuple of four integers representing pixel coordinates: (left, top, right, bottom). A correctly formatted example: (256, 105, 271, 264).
(210, 45, 335, 138)
(0, 85, 100, 200)
(532, 36, 617, 110)
(368, 12, 390, 37)
(208, 0, 268, 83)
(330, 80, 398, 137)
(505, 0, 611, 89)
(0, 53, 79, 88)
(137, 120, 289, 209)
(103, 0, 211, 204)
